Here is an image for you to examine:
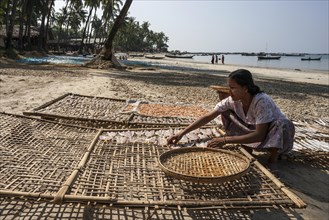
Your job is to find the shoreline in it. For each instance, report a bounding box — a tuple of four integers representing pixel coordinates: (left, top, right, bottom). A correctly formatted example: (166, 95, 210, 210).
(130, 56, 329, 85)
(0, 58, 328, 120)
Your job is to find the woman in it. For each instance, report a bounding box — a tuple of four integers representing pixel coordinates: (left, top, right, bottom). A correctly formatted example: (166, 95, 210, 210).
(167, 69, 295, 166)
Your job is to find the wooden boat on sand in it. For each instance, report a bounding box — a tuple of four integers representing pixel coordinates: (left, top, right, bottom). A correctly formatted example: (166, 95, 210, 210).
(145, 55, 165, 59)
(301, 57, 322, 61)
(165, 54, 194, 59)
(129, 53, 144, 57)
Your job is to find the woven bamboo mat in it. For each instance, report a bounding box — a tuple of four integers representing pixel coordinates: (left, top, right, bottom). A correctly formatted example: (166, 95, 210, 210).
(23, 93, 130, 128)
(67, 130, 305, 209)
(289, 119, 329, 170)
(0, 118, 305, 209)
(0, 113, 97, 198)
(128, 113, 219, 128)
(293, 119, 329, 152)
(23, 94, 219, 129)
(26, 93, 128, 120)
(0, 197, 299, 219)
(123, 101, 211, 118)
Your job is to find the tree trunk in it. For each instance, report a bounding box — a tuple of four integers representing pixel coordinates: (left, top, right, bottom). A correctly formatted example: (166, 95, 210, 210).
(57, 0, 69, 51)
(6, 0, 18, 50)
(18, 0, 27, 51)
(25, 0, 33, 50)
(79, 6, 93, 54)
(86, 0, 133, 69)
(43, 0, 54, 51)
(4, 0, 11, 35)
(88, 10, 97, 44)
(102, 0, 133, 60)
(38, 2, 47, 52)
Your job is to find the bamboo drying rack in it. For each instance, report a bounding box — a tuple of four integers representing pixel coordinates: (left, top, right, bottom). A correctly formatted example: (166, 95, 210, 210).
(0, 113, 306, 211)
(23, 94, 218, 129)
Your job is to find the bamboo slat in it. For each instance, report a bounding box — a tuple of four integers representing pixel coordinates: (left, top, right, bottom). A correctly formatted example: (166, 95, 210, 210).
(2, 197, 293, 219)
(0, 112, 97, 197)
(23, 94, 219, 129)
(65, 128, 304, 209)
(0, 114, 305, 211)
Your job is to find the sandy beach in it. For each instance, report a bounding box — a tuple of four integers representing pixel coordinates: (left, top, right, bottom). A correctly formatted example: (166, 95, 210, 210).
(0, 56, 328, 219)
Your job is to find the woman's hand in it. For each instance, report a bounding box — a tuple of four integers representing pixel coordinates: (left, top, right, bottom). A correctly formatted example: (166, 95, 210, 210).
(207, 137, 226, 148)
(167, 134, 183, 145)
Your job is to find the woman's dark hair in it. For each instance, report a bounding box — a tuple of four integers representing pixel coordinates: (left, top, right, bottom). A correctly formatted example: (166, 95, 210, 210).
(228, 69, 262, 95)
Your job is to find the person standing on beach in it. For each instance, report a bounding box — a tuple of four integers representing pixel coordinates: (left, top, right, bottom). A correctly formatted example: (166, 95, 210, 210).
(215, 55, 218, 64)
(221, 55, 225, 64)
(211, 55, 215, 64)
(167, 69, 295, 168)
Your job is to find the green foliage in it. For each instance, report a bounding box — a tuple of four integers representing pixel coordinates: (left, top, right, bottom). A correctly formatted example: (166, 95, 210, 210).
(0, 2, 4, 26)
(2, 0, 169, 53)
(113, 17, 169, 52)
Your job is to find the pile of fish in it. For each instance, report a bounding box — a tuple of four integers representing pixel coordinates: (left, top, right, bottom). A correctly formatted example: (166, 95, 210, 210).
(138, 103, 210, 118)
(99, 127, 221, 147)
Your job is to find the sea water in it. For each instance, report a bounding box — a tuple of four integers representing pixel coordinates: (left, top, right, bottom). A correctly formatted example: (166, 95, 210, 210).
(194, 54, 329, 71)
(16, 54, 328, 72)
(16, 55, 92, 65)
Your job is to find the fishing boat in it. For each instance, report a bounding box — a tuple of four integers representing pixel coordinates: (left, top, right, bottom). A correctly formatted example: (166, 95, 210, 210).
(145, 55, 165, 59)
(301, 56, 322, 61)
(129, 53, 144, 57)
(257, 55, 281, 60)
(165, 54, 194, 59)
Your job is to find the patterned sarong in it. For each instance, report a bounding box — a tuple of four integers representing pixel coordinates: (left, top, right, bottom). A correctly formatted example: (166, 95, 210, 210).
(221, 110, 295, 154)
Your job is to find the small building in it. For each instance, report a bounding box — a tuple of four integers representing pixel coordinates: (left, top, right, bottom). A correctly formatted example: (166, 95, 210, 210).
(0, 25, 40, 49)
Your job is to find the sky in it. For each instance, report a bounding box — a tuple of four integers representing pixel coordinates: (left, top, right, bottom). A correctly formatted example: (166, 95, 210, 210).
(54, 0, 329, 54)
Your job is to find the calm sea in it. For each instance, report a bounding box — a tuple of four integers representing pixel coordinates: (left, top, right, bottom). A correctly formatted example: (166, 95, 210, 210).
(193, 54, 329, 72)
(16, 53, 328, 72)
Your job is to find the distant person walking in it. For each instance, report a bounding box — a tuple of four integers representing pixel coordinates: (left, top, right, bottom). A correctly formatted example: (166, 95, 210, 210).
(215, 55, 218, 64)
(211, 55, 215, 64)
(221, 55, 225, 64)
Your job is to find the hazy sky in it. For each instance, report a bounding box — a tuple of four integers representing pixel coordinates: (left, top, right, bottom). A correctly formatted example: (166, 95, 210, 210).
(55, 0, 329, 53)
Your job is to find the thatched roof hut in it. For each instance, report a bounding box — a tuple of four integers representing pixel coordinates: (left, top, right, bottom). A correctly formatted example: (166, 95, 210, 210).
(0, 25, 39, 38)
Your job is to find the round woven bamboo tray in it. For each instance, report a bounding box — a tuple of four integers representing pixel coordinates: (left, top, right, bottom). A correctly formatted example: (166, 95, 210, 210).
(209, 85, 230, 93)
(159, 147, 250, 183)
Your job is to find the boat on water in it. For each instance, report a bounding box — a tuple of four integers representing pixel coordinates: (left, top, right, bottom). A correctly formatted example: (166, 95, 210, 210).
(165, 54, 194, 59)
(301, 57, 322, 61)
(257, 55, 281, 60)
(145, 55, 165, 59)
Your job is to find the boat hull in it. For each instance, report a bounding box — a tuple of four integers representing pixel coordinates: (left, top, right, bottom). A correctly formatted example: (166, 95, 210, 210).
(145, 55, 165, 59)
(301, 57, 321, 61)
(257, 56, 281, 60)
(165, 54, 194, 59)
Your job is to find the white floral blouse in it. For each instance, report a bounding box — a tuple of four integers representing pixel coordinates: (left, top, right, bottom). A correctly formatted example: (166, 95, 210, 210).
(214, 93, 287, 125)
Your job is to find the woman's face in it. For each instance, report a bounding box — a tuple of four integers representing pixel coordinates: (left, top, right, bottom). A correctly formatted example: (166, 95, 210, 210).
(228, 78, 248, 101)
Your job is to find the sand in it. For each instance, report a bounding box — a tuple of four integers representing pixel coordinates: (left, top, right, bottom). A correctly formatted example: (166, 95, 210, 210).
(0, 57, 328, 219)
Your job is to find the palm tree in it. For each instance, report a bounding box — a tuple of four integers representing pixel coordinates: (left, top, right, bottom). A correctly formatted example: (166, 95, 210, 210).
(87, 0, 133, 68)
(0, 1, 6, 26)
(79, 0, 99, 54)
(5, 0, 18, 49)
(43, 0, 55, 50)
(90, 16, 102, 49)
(101, 0, 133, 59)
